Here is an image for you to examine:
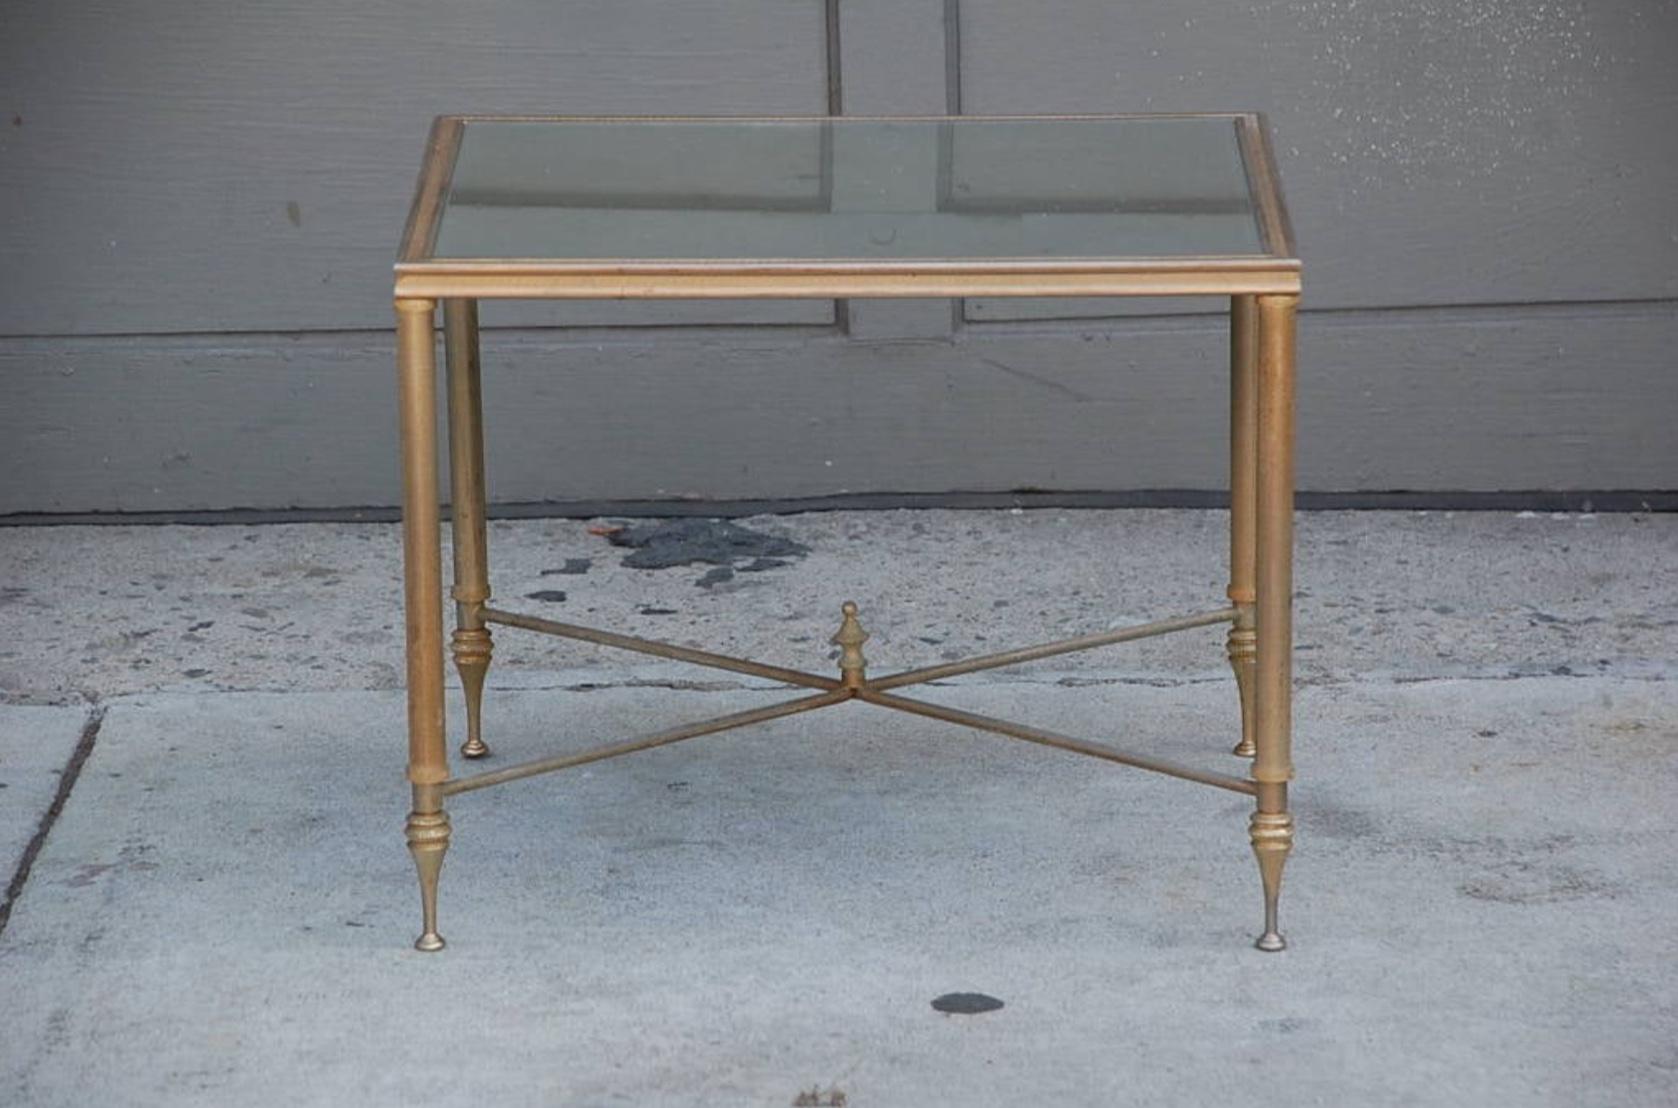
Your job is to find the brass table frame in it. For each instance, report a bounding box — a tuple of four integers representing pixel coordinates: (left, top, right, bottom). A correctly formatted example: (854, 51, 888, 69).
(393, 113, 1301, 953)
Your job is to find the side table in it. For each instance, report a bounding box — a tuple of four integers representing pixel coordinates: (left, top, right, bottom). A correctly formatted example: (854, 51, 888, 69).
(392, 114, 1301, 952)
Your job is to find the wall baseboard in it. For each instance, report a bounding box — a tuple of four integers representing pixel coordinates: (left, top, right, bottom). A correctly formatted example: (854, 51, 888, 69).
(4, 489, 1672, 527)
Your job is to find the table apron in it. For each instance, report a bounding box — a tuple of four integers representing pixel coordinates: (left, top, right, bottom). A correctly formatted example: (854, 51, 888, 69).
(393, 268, 1301, 301)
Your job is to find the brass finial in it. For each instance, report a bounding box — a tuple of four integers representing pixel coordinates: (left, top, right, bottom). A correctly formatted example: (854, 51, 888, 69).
(831, 600, 869, 689)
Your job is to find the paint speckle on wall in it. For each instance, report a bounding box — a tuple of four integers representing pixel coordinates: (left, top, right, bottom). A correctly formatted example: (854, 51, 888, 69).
(1278, 0, 1610, 184)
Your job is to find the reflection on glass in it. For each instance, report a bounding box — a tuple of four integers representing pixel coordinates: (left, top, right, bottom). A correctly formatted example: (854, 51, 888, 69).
(434, 118, 1262, 261)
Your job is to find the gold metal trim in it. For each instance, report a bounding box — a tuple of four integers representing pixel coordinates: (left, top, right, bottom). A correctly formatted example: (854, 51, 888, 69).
(445, 298, 493, 760)
(443, 111, 1273, 122)
(856, 689, 1258, 796)
(395, 298, 448, 788)
(394, 266, 1299, 301)
(397, 257, 1298, 275)
(397, 118, 464, 265)
(831, 601, 870, 690)
(1253, 294, 1297, 788)
(1251, 795, 1294, 951)
(868, 607, 1234, 692)
(391, 114, 1302, 952)
(395, 113, 1302, 302)
(479, 606, 841, 691)
(449, 601, 1243, 796)
(1227, 294, 1259, 758)
(421, 594, 1283, 942)
(1235, 114, 1297, 260)
(405, 795, 449, 953)
(431, 601, 1256, 803)
(441, 689, 850, 797)
(1251, 294, 1299, 952)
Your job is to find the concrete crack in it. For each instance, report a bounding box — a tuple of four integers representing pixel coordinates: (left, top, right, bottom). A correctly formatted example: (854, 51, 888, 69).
(0, 704, 106, 941)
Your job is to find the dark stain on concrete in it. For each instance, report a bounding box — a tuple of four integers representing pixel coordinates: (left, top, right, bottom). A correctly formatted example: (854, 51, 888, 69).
(63, 843, 159, 889)
(1459, 864, 1624, 905)
(1259, 1016, 1314, 1034)
(932, 992, 1004, 1015)
(65, 863, 114, 888)
(1301, 800, 1381, 841)
(1429, 830, 1631, 905)
(607, 518, 808, 571)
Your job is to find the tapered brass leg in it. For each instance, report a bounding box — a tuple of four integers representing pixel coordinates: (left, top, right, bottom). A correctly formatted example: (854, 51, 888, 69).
(451, 628, 492, 759)
(397, 297, 451, 952)
(445, 298, 493, 760)
(1251, 293, 1297, 952)
(1227, 295, 1258, 758)
(1251, 784, 1293, 952)
(406, 788, 450, 953)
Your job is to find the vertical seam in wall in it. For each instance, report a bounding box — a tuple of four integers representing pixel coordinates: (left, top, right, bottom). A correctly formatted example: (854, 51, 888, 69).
(944, 0, 967, 333)
(824, 0, 850, 334)
(0, 705, 106, 941)
(943, 0, 963, 114)
(824, 0, 843, 115)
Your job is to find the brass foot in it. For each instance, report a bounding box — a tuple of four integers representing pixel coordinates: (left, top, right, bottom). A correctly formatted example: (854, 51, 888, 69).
(831, 601, 869, 690)
(1227, 615, 1257, 758)
(1250, 808, 1293, 952)
(406, 807, 451, 952)
(452, 626, 493, 759)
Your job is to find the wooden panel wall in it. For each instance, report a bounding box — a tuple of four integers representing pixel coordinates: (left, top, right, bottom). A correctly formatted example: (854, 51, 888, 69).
(1, 1, 1673, 513)
(0, 0, 833, 334)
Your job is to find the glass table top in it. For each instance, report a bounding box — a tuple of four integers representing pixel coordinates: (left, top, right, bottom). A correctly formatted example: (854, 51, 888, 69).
(404, 116, 1294, 268)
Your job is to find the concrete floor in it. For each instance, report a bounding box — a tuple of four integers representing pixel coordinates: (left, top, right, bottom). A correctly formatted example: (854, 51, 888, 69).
(1, 509, 1675, 1106)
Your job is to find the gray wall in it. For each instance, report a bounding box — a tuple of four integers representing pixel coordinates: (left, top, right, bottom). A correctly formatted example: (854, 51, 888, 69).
(2, 1, 1675, 514)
